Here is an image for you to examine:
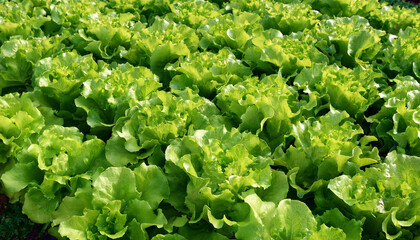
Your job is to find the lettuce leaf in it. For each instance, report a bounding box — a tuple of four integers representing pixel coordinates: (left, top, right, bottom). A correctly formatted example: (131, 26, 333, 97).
(164, 126, 285, 230)
(32, 51, 103, 122)
(69, 10, 136, 61)
(367, 76, 420, 156)
(1, 125, 107, 223)
(380, 27, 420, 79)
(197, 11, 260, 52)
(294, 63, 382, 118)
(167, 1, 222, 29)
(0, 37, 64, 94)
(328, 151, 420, 238)
(169, 49, 252, 99)
(216, 74, 306, 149)
(75, 63, 161, 128)
(105, 89, 225, 167)
(304, 0, 380, 17)
(57, 164, 169, 239)
(276, 108, 379, 197)
(124, 17, 198, 85)
(238, 194, 349, 240)
(369, 6, 420, 35)
(0, 93, 45, 165)
(313, 16, 385, 66)
(244, 28, 328, 76)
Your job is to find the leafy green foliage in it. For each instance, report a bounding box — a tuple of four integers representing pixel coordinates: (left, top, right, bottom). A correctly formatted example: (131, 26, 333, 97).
(276, 108, 380, 197)
(216, 74, 301, 149)
(312, 16, 385, 67)
(0, 37, 65, 94)
(0, 0, 420, 239)
(369, 5, 420, 34)
(380, 27, 420, 79)
(328, 152, 420, 239)
(75, 63, 161, 128)
(169, 49, 252, 98)
(294, 64, 383, 117)
(32, 51, 102, 117)
(367, 76, 420, 156)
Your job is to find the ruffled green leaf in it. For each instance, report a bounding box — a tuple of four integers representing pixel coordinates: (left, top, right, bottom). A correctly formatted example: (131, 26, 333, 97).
(75, 63, 161, 128)
(92, 167, 141, 208)
(0, 37, 63, 94)
(169, 49, 252, 99)
(328, 152, 420, 238)
(105, 89, 224, 166)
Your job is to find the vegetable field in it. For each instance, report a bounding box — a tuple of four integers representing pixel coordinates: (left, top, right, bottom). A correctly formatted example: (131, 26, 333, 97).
(0, 0, 420, 239)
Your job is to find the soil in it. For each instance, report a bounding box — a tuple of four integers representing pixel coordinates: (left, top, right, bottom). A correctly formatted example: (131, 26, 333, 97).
(0, 194, 55, 240)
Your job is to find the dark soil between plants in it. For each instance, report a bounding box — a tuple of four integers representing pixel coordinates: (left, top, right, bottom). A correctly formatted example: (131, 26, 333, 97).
(0, 194, 55, 240)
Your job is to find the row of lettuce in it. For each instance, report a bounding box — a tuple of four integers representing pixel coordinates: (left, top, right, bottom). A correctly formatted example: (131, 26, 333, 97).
(1, 0, 419, 93)
(1, 0, 420, 239)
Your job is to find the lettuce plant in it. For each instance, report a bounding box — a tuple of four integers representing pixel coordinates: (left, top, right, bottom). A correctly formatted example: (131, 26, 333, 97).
(169, 49, 252, 98)
(216, 74, 304, 149)
(0, 37, 65, 94)
(294, 63, 383, 118)
(367, 76, 420, 156)
(275, 108, 380, 197)
(380, 27, 420, 79)
(313, 16, 386, 66)
(32, 51, 102, 117)
(167, 0, 222, 29)
(328, 152, 420, 239)
(0, 93, 48, 165)
(1, 0, 420, 239)
(75, 63, 161, 129)
(244, 28, 328, 76)
(369, 6, 420, 34)
(105, 89, 226, 167)
(1, 125, 108, 223)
